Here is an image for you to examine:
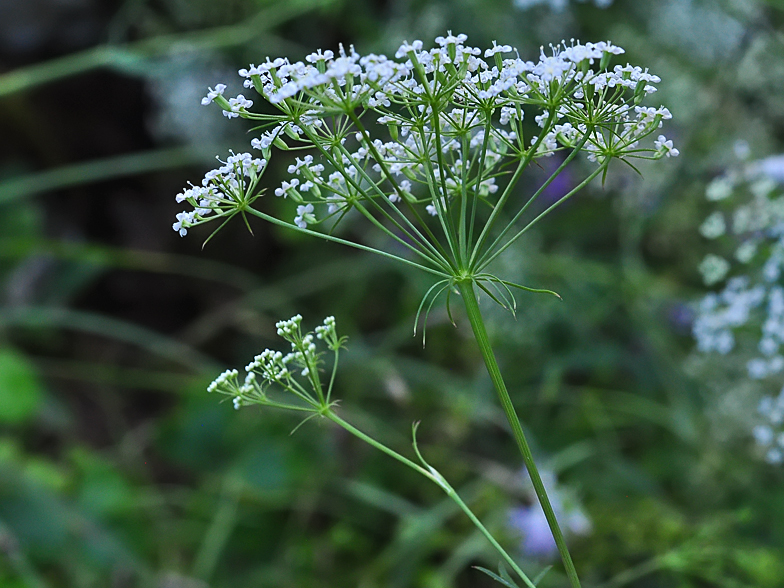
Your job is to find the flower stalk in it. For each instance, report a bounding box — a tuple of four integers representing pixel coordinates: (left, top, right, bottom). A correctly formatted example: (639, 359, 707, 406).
(457, 278, 581, 588)
(209, 314, 538, 588)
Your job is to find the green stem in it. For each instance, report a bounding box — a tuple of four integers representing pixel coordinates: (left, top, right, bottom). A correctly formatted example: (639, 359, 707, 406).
(326, 410, 535, 588)
(244, 207, 449, 279)
(447, 486, 536, 588)
(326, 411, 430, 476)
(475, 134, 590, 270)
(347, 111, 454, 266)
(477, 163, 606, 272)
(456, 280, 582, 588)
(469, 109, 556, 268)
(334, 144, 452, 271)
(294, 123, 449, 271)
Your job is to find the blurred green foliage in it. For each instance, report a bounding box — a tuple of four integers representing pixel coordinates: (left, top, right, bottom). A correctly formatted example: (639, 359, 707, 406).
(2, 0, 784, 587)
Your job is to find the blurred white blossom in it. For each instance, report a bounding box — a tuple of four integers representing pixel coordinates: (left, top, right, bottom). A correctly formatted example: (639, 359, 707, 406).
(513, 0, 613, 11)
(694, 150, 784, 464)
(753, 389, 784, 465)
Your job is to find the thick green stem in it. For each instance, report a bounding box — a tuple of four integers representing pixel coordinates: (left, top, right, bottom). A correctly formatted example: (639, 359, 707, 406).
(457, 280, 582, 588)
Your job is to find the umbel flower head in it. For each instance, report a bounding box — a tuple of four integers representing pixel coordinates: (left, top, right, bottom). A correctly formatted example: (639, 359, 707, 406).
(208, 315, 346, 414)
(175, 33, 676, 302)
(173, 151, 266, 240)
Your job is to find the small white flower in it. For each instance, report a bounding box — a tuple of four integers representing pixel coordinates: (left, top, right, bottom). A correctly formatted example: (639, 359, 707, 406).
(654, 134, 679, 157)
(172, 211, 193, 237)
(201, 84, 226, 105)
(699, 212, 726, 239)
(225, 94, 253, 119)
(395, 40, 423, 58)
(698, 254, 730, 286)
(306, 49, 334, 63)
(275, 178, 300, 198)
(484, 41, 513, 58)
(295, 203, 315, 228)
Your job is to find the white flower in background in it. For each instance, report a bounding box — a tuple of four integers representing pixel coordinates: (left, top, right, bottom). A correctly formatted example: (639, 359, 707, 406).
(514, 0, 613, 11)
(146, 53, 240, 150)
(699, 211, 726, 239)
(698, 254, 730, 286)
(747, 154, 784, 184)
(753, 389, 784, 464)
(706, 176, 734, 201)
(693, 149, 784, 465)
(694, 157, 784, 372)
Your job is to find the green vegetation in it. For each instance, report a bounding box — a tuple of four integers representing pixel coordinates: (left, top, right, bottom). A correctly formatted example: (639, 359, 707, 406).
(1, 1, 783, 587)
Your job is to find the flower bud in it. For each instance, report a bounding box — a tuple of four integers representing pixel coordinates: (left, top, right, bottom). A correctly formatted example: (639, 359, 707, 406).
(402, 166, 418, 181)
(633, 79, 646, 105)
(448, 43, 457, 63)
(600, 51, 611, 70)
(584, 82, 594, 102)
(284, 125, 300, 140)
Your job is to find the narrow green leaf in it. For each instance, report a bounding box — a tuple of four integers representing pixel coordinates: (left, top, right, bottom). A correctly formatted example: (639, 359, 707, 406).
(473, 565, 519, 588)
(533, 565, 553, 585)
(498, 563, 520, 586)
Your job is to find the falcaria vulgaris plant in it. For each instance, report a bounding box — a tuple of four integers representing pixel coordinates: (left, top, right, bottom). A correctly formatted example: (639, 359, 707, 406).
(174, 33, 676, 587)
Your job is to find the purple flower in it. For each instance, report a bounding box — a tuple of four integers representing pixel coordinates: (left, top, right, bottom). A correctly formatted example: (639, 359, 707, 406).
(507, 468, 592, 560)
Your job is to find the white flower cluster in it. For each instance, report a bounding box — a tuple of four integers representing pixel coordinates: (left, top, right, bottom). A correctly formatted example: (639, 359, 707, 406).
(314, 315, 342, 349)
(207, 368, 238, 394)
(206, 315, 344, 411)
(206, 368, 250, 410)
(189, 33, 675, 232)
(272, 314, 318, 378)
(173, 152, 266, 236)
(693, 166, 784, 381)
(753, 389, 784, 464)
(200, 83, 254, 119)
(693, 277, 766, 355)
(693, 154, 784, 465)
